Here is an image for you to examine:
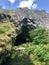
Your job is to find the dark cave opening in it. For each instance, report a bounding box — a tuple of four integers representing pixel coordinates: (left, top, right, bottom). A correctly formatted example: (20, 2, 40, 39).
(14, 25, 31, 46)
(14, 18, 36, 46)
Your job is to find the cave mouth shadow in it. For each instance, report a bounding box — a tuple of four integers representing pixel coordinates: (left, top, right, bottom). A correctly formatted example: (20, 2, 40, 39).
(14, 18, 36, 46)
(14, 33, 31, 46)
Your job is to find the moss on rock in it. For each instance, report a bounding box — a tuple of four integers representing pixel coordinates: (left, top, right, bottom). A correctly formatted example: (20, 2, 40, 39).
(0, 21, 16, 64)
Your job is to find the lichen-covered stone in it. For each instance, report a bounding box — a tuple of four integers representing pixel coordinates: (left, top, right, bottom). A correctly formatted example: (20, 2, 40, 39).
(0, 21, 16, 64)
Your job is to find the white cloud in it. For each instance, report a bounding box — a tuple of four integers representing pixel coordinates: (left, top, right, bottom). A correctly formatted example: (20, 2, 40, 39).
(32, 4, 37, 9)
(2, 6, 6, 9)
(8, 0, 15, 4)
(18, 0, 37, 9)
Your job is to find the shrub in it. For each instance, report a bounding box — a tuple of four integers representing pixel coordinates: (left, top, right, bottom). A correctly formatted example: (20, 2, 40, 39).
(33, 44, 49, 62)
(29, 26, 49, 44)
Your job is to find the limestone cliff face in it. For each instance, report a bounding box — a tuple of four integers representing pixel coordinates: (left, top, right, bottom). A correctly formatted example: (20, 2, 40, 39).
(0, 8, 49, 65)
(8, 8, 49, 29)
(0, 8, 49, 30)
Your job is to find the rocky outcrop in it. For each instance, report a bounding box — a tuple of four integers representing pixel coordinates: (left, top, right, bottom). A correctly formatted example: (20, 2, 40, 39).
(0, 22, 16, 64)
(14, 18, 37, 34)
(0, 8, 49, 30)
(9, 8, 49, 29)
(0, 13, 11, 22)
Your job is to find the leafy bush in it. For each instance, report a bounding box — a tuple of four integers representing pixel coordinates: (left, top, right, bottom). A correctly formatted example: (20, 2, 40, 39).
(29, 26, 49, 44)
(33, 44, 49, 62)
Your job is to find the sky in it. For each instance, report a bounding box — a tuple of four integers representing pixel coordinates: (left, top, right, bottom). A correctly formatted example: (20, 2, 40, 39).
(0, 0, 49, 13)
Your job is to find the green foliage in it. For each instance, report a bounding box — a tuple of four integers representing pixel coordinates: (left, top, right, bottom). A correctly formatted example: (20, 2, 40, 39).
(33, 44, 49, 62)
(29, 26, 49, 44)
(19, 43, 49, 64)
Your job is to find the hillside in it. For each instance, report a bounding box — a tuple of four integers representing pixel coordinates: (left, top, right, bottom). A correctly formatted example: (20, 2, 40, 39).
(9, 8, 49, 29)
(0, 8, 49, 65)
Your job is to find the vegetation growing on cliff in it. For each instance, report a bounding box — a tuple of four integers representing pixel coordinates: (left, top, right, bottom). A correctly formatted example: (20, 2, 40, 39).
(0, 23, 49, 65)
(0, 21, 16, 64)
(0, 8, 49, 65)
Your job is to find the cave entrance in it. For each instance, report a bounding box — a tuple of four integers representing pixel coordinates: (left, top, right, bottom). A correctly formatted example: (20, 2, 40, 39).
(14, 25, 30, 45)
(14, 18, 36, 46)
